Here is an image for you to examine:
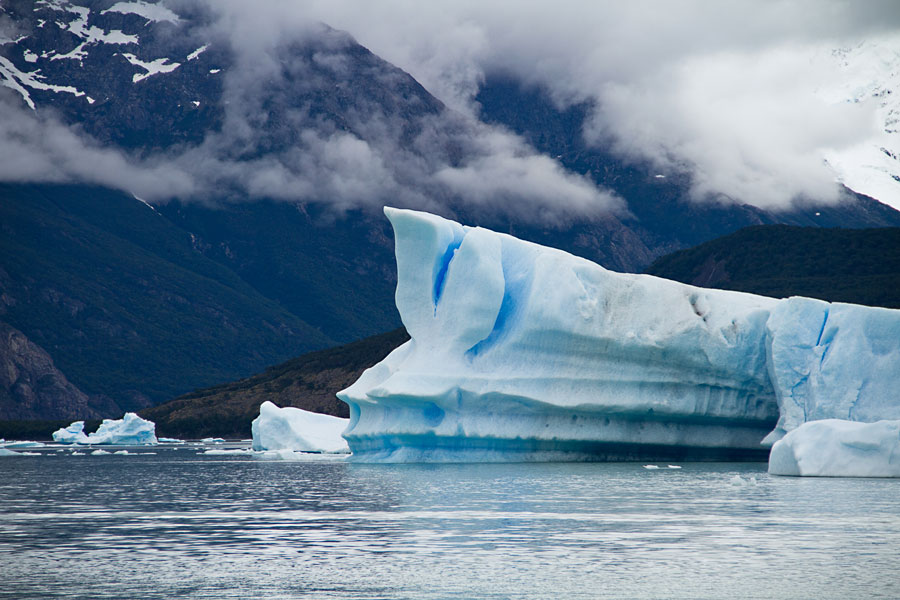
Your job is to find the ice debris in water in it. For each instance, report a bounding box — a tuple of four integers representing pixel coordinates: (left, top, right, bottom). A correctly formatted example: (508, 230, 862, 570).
(0, 448, 24, 457)
(337, 208, 900, 470)
(52, 413, 158, 445)
(201, 437, 226, 443)
(769, 419, 900, 477)
(251, 401, 349, 453)
(729, 475, 759, 486)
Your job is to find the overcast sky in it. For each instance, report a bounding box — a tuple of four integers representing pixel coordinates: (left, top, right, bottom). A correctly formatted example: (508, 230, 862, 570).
(2, 0, 899, 215)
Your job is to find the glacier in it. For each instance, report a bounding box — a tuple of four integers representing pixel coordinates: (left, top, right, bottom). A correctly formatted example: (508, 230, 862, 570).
(769, 419, 900, 477)
(52, 413, 158, 445)
(338, 208, 900, 467)
(251, 401, 349, 453)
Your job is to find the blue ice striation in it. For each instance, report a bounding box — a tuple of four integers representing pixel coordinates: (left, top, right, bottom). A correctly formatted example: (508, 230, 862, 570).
(338, 208, 900, 468)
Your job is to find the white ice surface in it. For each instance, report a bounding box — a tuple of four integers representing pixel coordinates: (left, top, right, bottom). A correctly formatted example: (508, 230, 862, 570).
(769, 419, 900, 477)
(339, 208, 900, 464)
(52, 413, 157, 445)
(251, 401, 350, 453)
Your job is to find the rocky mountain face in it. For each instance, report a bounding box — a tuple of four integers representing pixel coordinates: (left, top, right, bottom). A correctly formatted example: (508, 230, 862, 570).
(1, 0, 899, 421)
(0, 321, 113, 420)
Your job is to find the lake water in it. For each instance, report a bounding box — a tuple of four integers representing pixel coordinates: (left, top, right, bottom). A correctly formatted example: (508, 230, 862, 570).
(2, 444, 899, 599)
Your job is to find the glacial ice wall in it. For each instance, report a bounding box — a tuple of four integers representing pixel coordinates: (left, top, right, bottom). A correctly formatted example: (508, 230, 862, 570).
(339, 208, 900, 464)
(339, 208, 782, 462)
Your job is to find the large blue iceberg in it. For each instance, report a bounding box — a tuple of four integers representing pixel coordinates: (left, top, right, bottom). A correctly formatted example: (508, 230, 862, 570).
(338, 208, 900, 466)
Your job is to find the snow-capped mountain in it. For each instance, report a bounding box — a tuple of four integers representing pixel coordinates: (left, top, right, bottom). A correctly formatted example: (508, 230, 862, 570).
(822, 39, 900, 212)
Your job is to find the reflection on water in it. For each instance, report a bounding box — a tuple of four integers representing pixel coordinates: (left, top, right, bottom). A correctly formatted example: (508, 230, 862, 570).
(2, 446, 899, 599)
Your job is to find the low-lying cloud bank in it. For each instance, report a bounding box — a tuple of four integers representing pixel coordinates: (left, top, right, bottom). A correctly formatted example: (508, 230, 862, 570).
(2, 0, 898, 215)
(299, 0, 900, 210)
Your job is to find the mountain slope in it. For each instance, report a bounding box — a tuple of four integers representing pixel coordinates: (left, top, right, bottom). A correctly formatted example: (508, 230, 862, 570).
(645, 225, 900, 308)
(141, 327, 409, 438)
(0, 183, 337, 407)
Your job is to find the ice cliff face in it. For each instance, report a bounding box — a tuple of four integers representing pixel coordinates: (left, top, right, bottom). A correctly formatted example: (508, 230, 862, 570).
(339, 208, 900, 463)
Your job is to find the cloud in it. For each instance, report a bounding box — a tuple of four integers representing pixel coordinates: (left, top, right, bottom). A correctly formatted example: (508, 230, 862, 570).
(294, 0, 900, 210)
(0, 1, 622, 222)
(3, 0, 897, 215)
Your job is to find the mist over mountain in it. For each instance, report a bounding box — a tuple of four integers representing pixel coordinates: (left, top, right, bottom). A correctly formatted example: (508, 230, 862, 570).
(1, 0, 899, 420)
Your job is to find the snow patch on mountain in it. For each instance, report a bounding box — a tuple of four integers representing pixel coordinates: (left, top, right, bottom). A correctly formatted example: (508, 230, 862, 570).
(0, 55, 84, 109)
(187, 45, 207, 61)
(101, 1, 180, 24)
(120, 53, 180, 83)
(821, 39, 900, 211)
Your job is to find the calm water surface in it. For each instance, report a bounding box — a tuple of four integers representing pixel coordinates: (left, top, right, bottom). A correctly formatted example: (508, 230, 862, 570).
(1, 444, 898, 599)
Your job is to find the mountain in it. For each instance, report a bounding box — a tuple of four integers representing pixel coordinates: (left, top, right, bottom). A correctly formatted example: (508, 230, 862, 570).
(141, 328, 409, 439)
(1, 0, 899, 421)
(645, 225, 900, 308)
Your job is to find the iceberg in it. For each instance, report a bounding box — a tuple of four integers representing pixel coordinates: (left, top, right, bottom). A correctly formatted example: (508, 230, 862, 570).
(52, 421, 90, 444)
(339, 208, 900, 465)
(251, 401, 350, 453)
(340, 208, 781, 462)
(769, 419, 900, 477)
(52, 413, 158, 445)
(764, 298, 900, 444)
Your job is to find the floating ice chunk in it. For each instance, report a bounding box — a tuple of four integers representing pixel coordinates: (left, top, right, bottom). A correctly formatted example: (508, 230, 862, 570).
(729, 474, 758, 486)
(113, 450, 129, 455)
(769, 419, 900, 477)
(203, 448, 251, 456)
(52, 421, 90, 444)
(0, 440, 45, 448)
(158, 437, 185, 444)
(0, 448, 24, 457)
(251, 401, 350, 453)
(91, 449, 110, 455)
(53, 413, 157, 445)
(643, 465, 661, 470)
(201, 437, 225, 444)
(764, 298, 900, 444)
(667, 465, 682, 469)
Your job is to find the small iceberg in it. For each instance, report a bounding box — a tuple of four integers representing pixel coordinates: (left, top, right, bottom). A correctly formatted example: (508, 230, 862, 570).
(158, 437, 186, 444)
(251, 401, 350, 453)
(52, 413, 158, 445)
(0, 448, 24, 457)
(203, 448, 252, 456)
(769, 419, 900, 477)
(0, 440, 45, 448)
(200, 437, 226, 444)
